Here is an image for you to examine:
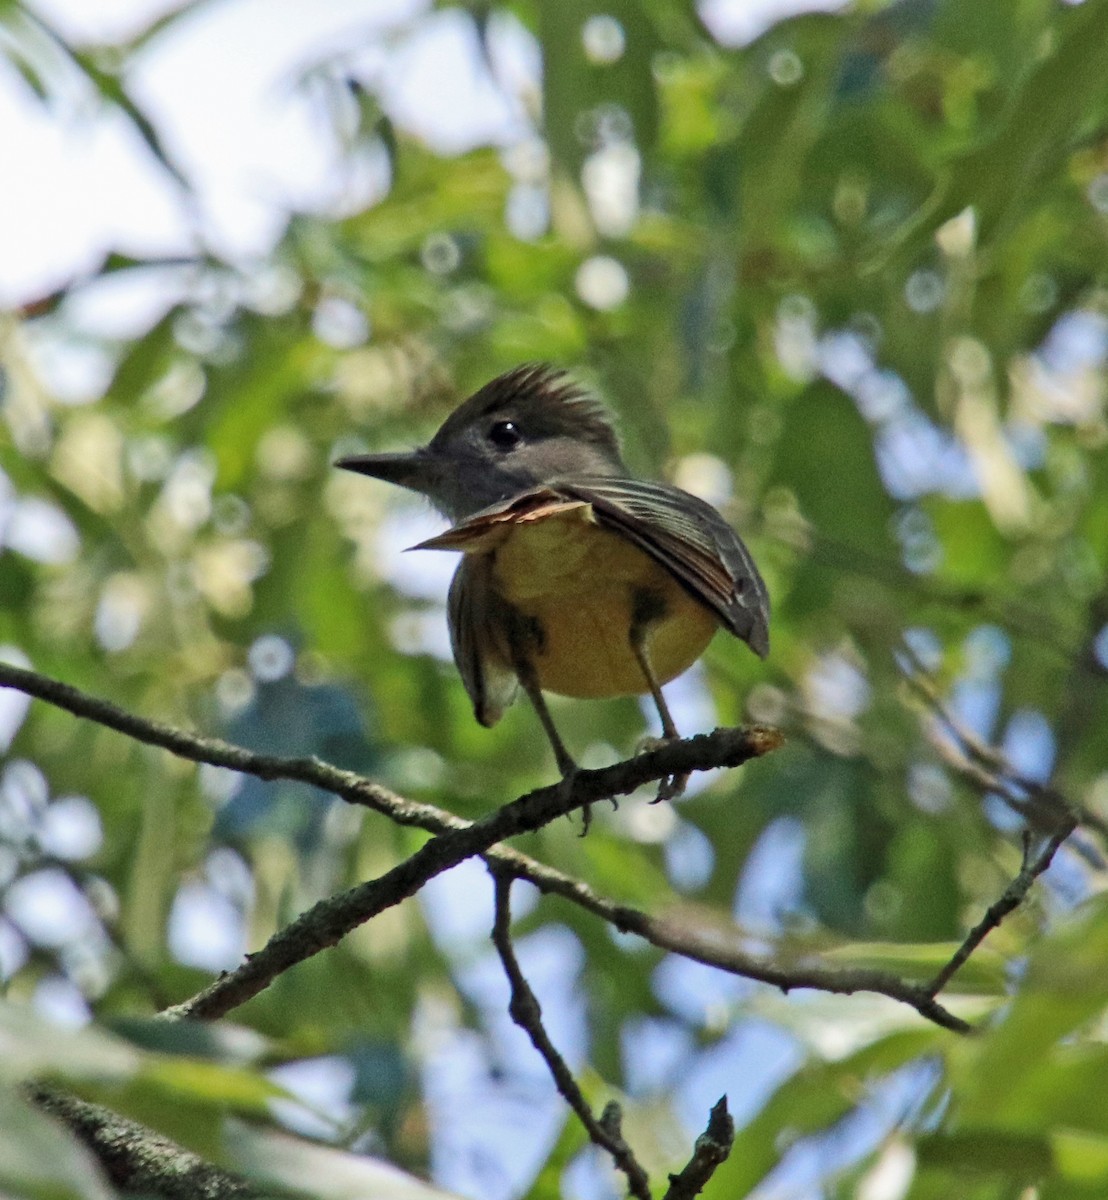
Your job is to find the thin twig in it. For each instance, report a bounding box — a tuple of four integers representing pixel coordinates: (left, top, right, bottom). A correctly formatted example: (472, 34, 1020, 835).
(895, 646, 1086, 1005)
(898, 642, 1102, 838)
(662, 1097, 735, 1200)
(490, 872, 653, 1200)
(517, 871, 972, 1034)
(927, 824, 1073, 997)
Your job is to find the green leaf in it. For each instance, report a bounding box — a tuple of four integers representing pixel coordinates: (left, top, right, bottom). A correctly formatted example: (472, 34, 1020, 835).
(0, 1001, 140, 1085)
(774, 382, 897, 557)
(224, 1120, 464, 1198)
(1054, 1129, 1108, 1186)
(917, 1129, 1052, 1178)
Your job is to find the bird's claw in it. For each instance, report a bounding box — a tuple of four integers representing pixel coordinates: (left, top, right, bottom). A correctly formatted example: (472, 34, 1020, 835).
(653, 771, 689, 805)
(635, 735, 687, 804)
(552, 765, 590, 835)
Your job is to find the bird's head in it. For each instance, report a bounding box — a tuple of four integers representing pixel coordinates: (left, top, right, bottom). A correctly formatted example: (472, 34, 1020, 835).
(335, 364, 626, 519)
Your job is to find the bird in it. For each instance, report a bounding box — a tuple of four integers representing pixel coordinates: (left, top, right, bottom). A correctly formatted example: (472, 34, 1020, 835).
(336, 364, 769, 819)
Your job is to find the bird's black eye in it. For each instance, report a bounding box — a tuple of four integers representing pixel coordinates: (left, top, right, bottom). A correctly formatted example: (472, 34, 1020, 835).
(487, 420, 523, 450)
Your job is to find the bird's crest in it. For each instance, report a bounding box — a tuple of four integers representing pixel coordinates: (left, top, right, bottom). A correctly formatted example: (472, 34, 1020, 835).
(432, 364, 623, 461)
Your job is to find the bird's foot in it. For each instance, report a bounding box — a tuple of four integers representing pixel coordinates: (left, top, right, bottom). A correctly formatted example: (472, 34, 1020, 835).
(634, 735, 687, 804)
(554, 767, 617, 836)
(653, 771, 689, 805)
(550, 760, 590, 835)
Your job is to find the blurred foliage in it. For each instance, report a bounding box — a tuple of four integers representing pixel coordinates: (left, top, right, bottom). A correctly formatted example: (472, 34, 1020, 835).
(2, 0, 1108, 1196)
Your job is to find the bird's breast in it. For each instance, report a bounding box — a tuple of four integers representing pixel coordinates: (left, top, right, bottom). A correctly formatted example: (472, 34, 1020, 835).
(489, 505, 718, 698)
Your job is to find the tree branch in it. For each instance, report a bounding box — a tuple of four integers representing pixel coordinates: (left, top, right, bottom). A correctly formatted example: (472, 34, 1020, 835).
(490, 872, 653, 1200)
(662, 1097, 734, 1200)
(0, 661, 977, 1032)
(0, 661, 779, 828)
(893, 645, 1089, 1009)
(161, 722, 775, 1020)
(30, 1085, 258, 1199)
(926, 826, 1072, 997)
(898, 642, 1099, 839)
(519, 872, 972, 1034)
(494, 872, 737, 1198)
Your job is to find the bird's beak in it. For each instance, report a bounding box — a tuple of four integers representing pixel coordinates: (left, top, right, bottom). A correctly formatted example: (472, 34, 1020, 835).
(334, 448, 435, 495)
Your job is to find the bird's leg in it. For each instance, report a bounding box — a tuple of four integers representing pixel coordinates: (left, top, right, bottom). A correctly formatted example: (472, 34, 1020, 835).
(507, 614, 593, 832)
(518, 666, 577, 776)
(519, 672, 595, 833)
(630, 597, 687, 804)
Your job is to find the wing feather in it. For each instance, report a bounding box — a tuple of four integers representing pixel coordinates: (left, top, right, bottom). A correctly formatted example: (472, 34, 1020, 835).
(446, 558, 518, 725)
(555, 477, 770, 656)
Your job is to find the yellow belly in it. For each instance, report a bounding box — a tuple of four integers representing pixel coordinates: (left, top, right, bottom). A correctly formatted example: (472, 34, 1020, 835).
(489, 509, 718, 698)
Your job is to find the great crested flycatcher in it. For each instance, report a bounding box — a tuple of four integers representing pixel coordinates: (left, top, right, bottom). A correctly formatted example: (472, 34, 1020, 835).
(336, 364, 769, 804)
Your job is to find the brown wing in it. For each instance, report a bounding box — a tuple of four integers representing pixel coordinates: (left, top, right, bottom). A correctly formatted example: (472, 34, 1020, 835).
(555, 477, 770, 657)
(446, 556, 518, 727)
(411, 490, 587, 552)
